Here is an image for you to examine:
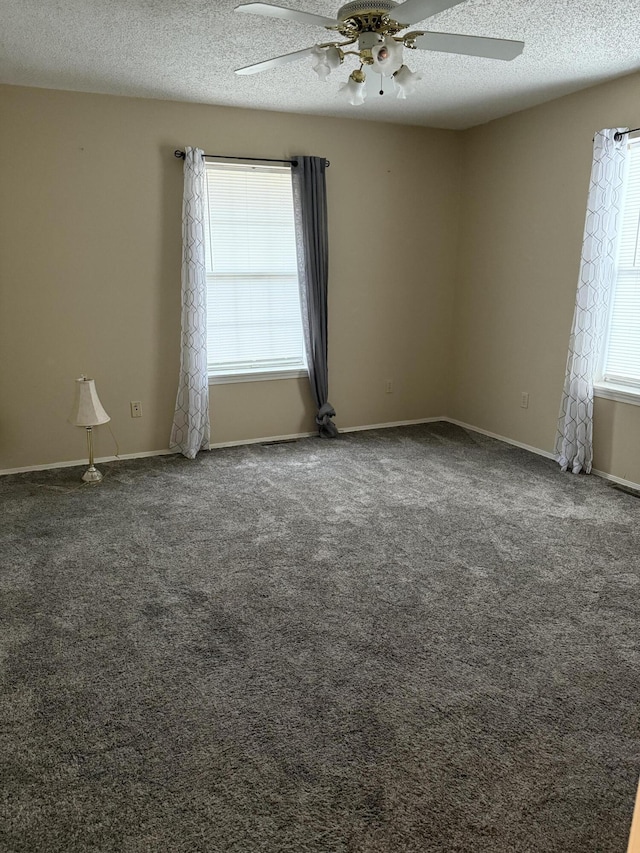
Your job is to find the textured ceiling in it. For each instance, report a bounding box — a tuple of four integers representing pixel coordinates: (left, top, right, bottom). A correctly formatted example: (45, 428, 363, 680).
(1, 0, 639, 128)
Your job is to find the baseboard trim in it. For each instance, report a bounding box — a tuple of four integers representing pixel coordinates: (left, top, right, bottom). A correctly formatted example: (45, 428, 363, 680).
(208, 418, 444, 449)
(339, 417, 445, 434)
(445, 418, 640, 492)
(209, 431, 316, 449)
(591, 468, 640, 492)
(0, 448, 175, 477)
(4, 417, 640, 492)
(442, 418, 556, 460)
(2, 419, 446, 474)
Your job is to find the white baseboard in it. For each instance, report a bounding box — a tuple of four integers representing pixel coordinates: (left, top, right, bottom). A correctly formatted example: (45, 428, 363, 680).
(0, 448, 175, 477)
(3, 416, 640, 492)
(442, 418, 556, 460)
(591, 468, 640, 492)
(339, 417, 444, 434)
(445, 417, 640, 492)
(1, 419, 445, 474)
(209, 431, 316, 449)
(209, 418, 443, 449)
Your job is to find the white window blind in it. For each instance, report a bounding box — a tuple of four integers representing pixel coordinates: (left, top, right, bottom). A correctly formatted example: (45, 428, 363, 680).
(203, 160, 305, 378)
(602, 139, 640, 389)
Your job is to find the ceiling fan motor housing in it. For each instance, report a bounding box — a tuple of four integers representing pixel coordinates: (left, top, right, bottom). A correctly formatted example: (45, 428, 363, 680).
(337, 0, 399, 20)
(358, 31, 383, 48)
(335, 0, 405, 47)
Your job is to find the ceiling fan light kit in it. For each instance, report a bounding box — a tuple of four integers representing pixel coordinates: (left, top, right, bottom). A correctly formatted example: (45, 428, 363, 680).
(234, 0, 524, 106)
(338, 68, 367, 104)
(393, 63, 423, 98)
(311, 44, 342, 80)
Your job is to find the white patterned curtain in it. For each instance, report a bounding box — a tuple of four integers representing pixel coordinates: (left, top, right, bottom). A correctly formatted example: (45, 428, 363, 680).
(555, 129, 628, 474)
(170, 147, 210, 459)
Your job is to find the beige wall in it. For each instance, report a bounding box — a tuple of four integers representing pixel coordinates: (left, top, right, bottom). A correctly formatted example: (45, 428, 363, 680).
(2, 74, 640, 482)
(0, 85, 461, 470)
(453, 70, 640, 484)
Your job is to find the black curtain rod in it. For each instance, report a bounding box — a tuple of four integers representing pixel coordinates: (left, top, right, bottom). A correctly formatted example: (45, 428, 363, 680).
(174, 150, 330, 167)
(614, 127, 640, 141)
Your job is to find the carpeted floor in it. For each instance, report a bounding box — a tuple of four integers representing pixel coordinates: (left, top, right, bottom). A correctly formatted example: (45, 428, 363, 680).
(1, 422, 639, 852)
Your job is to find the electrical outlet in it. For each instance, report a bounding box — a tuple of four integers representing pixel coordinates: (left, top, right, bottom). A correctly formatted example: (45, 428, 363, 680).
(385, 380, 393, 394)
(130, 401, 142, 418)
(520, 392, 529, 409)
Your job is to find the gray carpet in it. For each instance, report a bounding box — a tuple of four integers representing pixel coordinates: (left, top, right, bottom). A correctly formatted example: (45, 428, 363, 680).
(1, 422, 639, 852)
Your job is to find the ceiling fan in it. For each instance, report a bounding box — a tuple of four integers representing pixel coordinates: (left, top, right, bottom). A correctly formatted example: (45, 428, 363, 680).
(234, 0, 524, 104)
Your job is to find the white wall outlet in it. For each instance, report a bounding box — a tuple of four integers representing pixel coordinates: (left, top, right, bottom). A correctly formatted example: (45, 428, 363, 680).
(520, 392, 529, 409)
(130, 401, 142, 418)
(385, 380, 393, 394)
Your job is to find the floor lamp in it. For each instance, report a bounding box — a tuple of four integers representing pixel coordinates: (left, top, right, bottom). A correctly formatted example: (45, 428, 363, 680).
(68, 376, 111, 483)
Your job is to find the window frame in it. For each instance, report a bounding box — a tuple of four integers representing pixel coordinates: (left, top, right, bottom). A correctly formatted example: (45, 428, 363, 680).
(203, 158, 307, 385)
(208, 367, 308, 386)
(594, 135, 640, 406)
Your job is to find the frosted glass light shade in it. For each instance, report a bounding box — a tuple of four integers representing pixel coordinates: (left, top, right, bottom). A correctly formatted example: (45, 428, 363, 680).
(311, 45, 341, 81)
(325, 46, 341, 70)
(311, 45, 329, 80)
(338, 73, 367, 106)
(372, 37, 403, 77)
(393, 64, 422, 99)
(68, 377, 111, 427)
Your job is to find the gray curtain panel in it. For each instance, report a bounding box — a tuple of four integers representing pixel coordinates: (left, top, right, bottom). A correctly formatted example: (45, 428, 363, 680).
(291, 156, 338, 438)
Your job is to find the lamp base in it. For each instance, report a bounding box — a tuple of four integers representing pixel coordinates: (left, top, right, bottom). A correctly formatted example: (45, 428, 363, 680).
(82, 465, 103, 483)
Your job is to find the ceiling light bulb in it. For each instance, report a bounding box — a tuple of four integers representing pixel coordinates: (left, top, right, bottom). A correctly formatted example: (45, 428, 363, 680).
(338, 70, 366, 106)
(372, 36, 403, 77)
(393, 64, 422, 99)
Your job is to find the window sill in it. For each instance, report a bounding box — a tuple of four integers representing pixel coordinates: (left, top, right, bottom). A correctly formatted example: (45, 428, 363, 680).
(209, 368, 308, 385)
(593, 382, 640, 407)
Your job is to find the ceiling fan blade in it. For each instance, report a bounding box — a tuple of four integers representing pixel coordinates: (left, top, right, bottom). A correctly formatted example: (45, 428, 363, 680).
(235, 3, 337, 28)
(235, 46, 317, 75)
(392, 0, 465, 26)
(414, 30, 524, 60)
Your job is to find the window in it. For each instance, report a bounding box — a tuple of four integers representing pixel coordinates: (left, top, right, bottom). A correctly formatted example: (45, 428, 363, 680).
(203, 160, 306, 383)
(596, 138, 640, 405)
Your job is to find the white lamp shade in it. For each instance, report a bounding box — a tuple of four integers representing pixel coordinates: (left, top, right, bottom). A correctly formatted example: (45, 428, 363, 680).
(393, 64, 422, 99)
(311, 45, 341, 81)
(324, 46, 342, 70)
(338, 74, 367, 106)
(372, 37, 404, 77)
(68, 377, 111, 427)
(313, 62, 331, 82)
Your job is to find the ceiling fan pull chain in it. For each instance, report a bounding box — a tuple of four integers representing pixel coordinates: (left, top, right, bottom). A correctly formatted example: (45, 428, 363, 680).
(379, 73, 384, 95)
